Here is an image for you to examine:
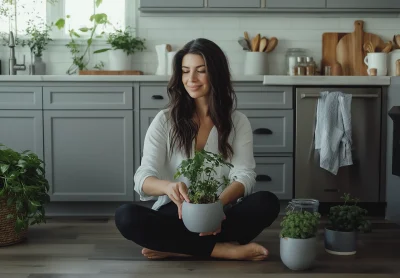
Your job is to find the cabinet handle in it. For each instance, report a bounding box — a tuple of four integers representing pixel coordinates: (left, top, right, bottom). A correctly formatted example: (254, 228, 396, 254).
(324, 189, 339, 192)
(256, 175, 272, 182)
(253, 128, 272, 135)
(151, 95, 164, 100)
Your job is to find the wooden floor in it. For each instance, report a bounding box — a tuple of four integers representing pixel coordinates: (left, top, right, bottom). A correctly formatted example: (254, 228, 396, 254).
(0, 215, 399, 278)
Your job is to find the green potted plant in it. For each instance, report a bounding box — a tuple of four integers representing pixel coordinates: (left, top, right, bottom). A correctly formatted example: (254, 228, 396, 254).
(174, 150, 233, 233)
(324, 193, 371, 255)
(24, 21, 53, 75)
(97, 27, 146, 70)
(280, 209, 321, 271)
(0, 144, 50, 247)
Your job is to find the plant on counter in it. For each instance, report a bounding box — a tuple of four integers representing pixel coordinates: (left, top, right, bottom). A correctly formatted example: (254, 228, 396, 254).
(23, 21, 53, 58)
(173, 150, 234, 233)
(95, 27, 146, 55)
(280, 209, 321, 271)
(0, 144, 50, 245)
(324, 193, 371, 255)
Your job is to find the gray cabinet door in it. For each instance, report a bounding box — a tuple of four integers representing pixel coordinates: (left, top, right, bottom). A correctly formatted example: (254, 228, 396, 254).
(140, 109, 160, 155)
(140, 0, 204, 8)
(44, 110, 134, 202)
(0, 87, 42, 110)
(327, 0, 400, 9)
(240, 110, 294, 154)
(254, 157, 293, 200)
(208, 0, 260, 8)
(0, 110, 43, 160)
(267, 0, 326, 8)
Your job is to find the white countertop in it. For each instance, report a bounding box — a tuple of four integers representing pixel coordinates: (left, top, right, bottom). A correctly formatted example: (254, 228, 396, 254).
(0, 74, 392, 85)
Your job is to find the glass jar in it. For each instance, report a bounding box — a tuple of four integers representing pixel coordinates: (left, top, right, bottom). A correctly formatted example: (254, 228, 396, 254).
(285, 48, 307, 76)
(306, 57, 316, 76)
(287, 199, 320, 213)
(294, 56, 307, 76)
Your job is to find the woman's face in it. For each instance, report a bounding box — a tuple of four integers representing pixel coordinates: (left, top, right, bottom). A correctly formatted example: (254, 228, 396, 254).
(181, 53, 210, 100)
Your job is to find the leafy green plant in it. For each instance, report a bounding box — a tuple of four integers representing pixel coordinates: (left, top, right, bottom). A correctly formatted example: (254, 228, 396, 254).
(327, 193, 371, 233)
(95, 27, 146, 55)
(23, 21, 53, 57)
(0, 144, 50, 233)
(174, 150, 234, 204)
(280, 210, 321, 239)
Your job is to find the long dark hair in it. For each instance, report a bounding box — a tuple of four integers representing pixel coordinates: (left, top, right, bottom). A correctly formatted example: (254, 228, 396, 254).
(167, 38, 237, 160)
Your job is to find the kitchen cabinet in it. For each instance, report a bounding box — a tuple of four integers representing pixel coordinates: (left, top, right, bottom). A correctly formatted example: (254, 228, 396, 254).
(139, 0, 203, 8)
(208, 0, 260, 8)
(254, 157, 293, 200)
(0, 110, 43, 160)
(0, 86, 42, 110)
(326, 0, 400, 9)
(266, 0, 326, 9)
(43, 110, 134, 202)
(140, 109, 159, 156)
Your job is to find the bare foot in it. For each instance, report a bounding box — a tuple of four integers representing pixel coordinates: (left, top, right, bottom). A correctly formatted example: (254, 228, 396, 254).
(211, 242, 268, 261)
(142, 248, 191, 260)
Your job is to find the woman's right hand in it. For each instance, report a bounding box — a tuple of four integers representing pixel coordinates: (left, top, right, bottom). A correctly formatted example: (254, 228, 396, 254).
(165, 182, 190, 219)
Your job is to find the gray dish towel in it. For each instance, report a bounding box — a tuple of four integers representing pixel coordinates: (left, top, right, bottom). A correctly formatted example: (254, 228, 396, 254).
(314, 91, 353, 175)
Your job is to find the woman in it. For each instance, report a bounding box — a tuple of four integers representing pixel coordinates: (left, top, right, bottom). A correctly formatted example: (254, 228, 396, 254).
(115, 38, 280, 261)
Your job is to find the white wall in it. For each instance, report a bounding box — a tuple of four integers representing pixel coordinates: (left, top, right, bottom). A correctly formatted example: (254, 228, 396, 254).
(1, 14, 400, 75)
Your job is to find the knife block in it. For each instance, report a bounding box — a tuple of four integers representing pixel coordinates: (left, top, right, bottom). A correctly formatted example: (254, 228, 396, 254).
(388, 106, 400, 177)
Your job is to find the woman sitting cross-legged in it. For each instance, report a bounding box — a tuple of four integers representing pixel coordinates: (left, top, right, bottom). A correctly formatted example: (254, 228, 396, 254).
(114, 38, 280, 261)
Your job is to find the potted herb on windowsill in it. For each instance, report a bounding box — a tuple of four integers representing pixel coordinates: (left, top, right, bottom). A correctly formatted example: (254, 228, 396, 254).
(280, 209, 321, 271)
(96, 27, 146, 71)
(324, 193, 371, 255)
(0, 144, 50, 247)
(174, 150, 234, 233)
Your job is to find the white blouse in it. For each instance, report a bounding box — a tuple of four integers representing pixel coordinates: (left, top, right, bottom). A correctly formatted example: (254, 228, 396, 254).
(134, 109, 257, 210)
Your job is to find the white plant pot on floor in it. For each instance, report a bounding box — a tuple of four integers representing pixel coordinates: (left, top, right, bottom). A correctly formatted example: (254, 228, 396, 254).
(280, 237, 317, 271)
(108, 49, 132, 70)
(181, 201, 225, 233)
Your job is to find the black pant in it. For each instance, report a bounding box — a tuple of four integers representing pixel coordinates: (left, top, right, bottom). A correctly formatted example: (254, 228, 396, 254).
(114, 191, 280, 257)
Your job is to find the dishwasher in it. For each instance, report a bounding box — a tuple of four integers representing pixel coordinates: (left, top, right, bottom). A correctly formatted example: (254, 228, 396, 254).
(295, 87, 382, 202)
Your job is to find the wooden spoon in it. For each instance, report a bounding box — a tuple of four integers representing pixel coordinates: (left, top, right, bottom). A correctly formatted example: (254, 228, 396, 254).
(265, 37, 278, 53)
(244, 31, 250, 42)
(251, 33, 260, 52)
(382, 41, 393, 53)
(259, 37, 267, 52)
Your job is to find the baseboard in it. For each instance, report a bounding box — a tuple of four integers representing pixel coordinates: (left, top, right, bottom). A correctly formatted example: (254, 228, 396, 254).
(43, 201, 386, 218)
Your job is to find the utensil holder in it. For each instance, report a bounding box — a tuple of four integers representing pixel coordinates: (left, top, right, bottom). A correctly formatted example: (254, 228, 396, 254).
(244, 52, 268, 75)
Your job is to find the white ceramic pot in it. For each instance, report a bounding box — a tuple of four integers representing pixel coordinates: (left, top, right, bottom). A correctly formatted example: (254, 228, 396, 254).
(181, 201, 225, 233)
(108, 49, 132, 70)
(244, 51, 268, 75)
(280, 237, 317, 271)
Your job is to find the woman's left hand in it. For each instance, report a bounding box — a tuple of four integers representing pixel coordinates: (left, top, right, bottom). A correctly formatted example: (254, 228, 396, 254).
(199, 214, 226, 236)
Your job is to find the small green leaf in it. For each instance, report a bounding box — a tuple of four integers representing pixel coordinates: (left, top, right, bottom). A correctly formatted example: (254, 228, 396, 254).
(95, 0, 103, 7)
(55, 18, 65, 29)
(79, 27, 89, 32)
(0, 164, 9, 174)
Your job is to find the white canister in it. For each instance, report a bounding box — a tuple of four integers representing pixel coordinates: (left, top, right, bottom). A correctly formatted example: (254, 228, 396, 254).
(167, 51, 177, 75)
(244, 52, 268, 75)
(108, 49, 132, 70)
(363, 52, 387, 76)
(388, 49, 400, 76)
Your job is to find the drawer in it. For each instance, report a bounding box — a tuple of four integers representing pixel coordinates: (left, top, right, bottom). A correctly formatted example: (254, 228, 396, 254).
(43, 87, 133, 109)
(254, 157, 293, 200)
(0, 87, 42, 109)
(140, 86, 168, 109)
(235, 86, 293, 109)
(240, 110, 293, 153)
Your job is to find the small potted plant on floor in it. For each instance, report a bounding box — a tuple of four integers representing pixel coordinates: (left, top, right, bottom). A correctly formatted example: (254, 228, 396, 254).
(280, 209, 321, 271)
(0, 144, 50, 246)
(324, 193, 371, 255)
(96, 26, 146, 71)
(174, 150, 233, 233)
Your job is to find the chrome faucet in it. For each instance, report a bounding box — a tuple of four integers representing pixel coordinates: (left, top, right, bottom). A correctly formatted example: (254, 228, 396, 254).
(8, 31, 26, 75)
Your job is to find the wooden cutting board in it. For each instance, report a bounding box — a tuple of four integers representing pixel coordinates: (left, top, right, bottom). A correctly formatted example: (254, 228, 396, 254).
(79, 70, 144, 75)
(336, 20, 385, 76)
(321, 32, 348, 75)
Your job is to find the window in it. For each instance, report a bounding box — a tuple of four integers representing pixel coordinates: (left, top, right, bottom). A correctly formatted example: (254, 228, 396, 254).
(0, 0, 46, 35)
(64, 0, 126, 36)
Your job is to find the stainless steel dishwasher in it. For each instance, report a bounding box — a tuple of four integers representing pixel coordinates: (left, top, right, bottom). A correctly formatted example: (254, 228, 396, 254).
(295, 87, 382, 202)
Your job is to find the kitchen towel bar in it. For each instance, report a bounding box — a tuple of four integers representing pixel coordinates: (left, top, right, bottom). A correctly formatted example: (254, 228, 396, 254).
(300, 93, 379, 99)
